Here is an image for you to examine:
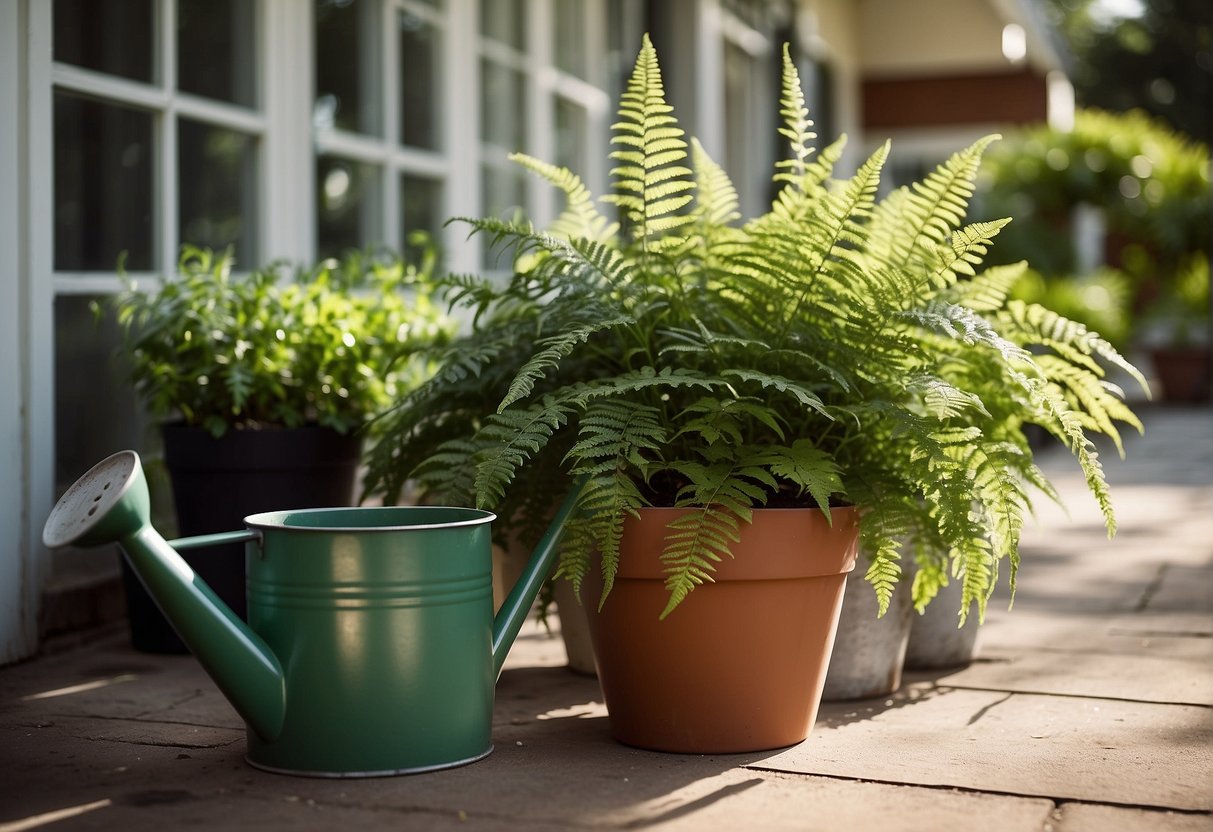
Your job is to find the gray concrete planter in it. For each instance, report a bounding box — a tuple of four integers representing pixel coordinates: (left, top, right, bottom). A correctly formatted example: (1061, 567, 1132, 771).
(904, 575, 982, 670)
(822, 574, 914, 700)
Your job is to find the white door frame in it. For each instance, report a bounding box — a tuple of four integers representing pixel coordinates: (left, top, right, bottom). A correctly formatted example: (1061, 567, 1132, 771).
(1, 0, 49, 664)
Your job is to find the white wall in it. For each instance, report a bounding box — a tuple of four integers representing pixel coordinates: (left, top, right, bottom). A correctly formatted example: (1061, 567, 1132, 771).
(857, 0, 1009, 77)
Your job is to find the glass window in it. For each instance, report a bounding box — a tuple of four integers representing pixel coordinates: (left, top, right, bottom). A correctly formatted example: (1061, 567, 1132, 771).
(177, 0, 257, 107)
(554, 97, 587, 174)
(315, 0, 382, 135)
(399, 8, 440, 150)
(178, 119, 259, 263)
(480, 0, 524, 49)
(54, 295, 149, 496)
(401, 173, 443, 247)
(53, 0, 154, 83)
(481, 61, 526, 149)
(317, 156, 382, 259)
(481, 166, 526, 223)
(554, 0, 586, 79)
(54, 92, 154, 271)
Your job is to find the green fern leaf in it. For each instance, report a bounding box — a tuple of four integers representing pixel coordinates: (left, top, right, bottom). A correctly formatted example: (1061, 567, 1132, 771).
(474, 399, 572, 509)
(721, 369, 833, 419)
(498, 316, 633, 412)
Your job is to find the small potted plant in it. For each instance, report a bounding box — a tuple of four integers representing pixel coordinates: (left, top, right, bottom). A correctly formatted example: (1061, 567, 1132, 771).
(112, 244, 452, 651)
(366, 37, 1144, 752)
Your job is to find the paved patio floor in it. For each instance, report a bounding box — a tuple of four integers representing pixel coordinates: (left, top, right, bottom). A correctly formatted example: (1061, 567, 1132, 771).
(2, 408, 1210, 831)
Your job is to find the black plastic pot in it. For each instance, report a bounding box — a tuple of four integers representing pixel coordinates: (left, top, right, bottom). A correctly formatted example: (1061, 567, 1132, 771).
(122, 423, 362, 653)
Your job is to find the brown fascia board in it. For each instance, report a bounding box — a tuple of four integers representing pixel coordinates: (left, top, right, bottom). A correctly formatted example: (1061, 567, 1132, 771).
(860, 68, 1049, 130)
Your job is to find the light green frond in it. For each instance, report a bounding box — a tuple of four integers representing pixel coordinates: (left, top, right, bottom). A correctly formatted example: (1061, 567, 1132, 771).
(930, 218, 1012, 290)
(873, 135, 1000, 269)
(948, 262, 1029, 312)
(692, 138, 740, 227)
(603, 33, 694, 244)
(864, 538, 902, 617)
(774, 43, 816, 188)
(509, 152, 615, 242)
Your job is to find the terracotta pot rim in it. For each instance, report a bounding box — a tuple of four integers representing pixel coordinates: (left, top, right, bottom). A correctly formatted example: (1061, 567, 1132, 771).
(613, 505, 859, 581)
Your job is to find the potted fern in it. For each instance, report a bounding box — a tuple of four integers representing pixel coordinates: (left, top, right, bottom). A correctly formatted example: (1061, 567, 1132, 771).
(112, 245, 451, 652)
(366, 37, 1144, 752)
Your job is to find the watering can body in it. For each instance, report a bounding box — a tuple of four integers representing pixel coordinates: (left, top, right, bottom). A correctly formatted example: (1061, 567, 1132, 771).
(43, 451, 576, 778)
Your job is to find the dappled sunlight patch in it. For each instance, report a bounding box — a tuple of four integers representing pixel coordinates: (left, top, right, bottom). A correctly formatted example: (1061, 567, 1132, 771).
(20, 674, 137, 702)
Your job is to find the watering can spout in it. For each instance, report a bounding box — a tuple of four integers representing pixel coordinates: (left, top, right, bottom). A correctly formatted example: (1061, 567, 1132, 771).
(491, 484, 583, 680)
(42, 451, 287, 742)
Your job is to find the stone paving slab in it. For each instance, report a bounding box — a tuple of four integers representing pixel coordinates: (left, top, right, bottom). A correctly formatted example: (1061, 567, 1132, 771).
(934, 644, 1213, 705)
(758, 684, 1213, 811)
(1052, 804, 1213, 832)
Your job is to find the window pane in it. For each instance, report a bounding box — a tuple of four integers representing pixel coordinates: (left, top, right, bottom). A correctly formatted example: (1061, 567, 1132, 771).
(481, 165, 525, 267)
(315, 0, 381, 135)
(178, 0, 256, 106)
(554, 0, 586, 79)
(54, 295, 150, 497)
(54, 92, 154, 271)
(480, 61, 525, 149)
(401, 174, 442, 249)
(54, 0, 154, 83)
(178, 119, 258, 264)
(317, 157, 382, 259)
(399, 9, 440, 150)
(555, 98, 587, 175)
(479, 0, 524, 49)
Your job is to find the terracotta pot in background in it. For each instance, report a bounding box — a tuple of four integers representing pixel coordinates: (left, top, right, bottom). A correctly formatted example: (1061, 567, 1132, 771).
(585, 507, 859, 754)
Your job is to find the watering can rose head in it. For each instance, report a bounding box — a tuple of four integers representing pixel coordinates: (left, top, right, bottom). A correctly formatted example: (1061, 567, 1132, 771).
(109, 245, 454, 439)
(363, 35, 1146, 623)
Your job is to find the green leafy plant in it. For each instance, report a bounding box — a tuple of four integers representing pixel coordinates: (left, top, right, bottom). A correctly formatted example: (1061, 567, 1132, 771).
(981, 108, 1210, 344)
(112, 245, 453, 438)
(366, 36, 1145, 622)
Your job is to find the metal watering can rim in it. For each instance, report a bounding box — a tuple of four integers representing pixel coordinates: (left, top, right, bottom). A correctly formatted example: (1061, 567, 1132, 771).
(242, 505, 497, 533)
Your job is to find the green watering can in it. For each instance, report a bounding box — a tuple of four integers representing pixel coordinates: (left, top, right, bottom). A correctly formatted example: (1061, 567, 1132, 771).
(43, 450, 578, 778)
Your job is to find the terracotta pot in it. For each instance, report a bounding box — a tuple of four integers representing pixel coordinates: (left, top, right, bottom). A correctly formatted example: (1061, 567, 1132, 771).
(1149, 346, 1211, 403)
(585, 507, 859, 754)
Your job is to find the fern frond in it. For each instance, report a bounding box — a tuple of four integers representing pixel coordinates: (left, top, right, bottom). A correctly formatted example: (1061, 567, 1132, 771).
(902, 302, 1034, 368)
(863, 537, 902, 618)
(674, 396, 786, 445)
(474, 399, 572, 509)
(907, 372, 991, 419)
(509, 152, 616, 242)
(947, 262, 1029, 312)
(604, 33, 694, 244)
(1000, 300, 1149, 397)
(721, 369, 833, 419)
(691, 138, 740, 227)
(562, 400, 667, 602)
(872, 135, 999, 271)
(773, 43, 816, 188)
(930, 219, 1012, 290)
(498, 316, 633, 412)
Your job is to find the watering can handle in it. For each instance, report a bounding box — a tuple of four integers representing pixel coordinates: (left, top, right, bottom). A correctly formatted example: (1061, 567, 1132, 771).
(491, 482, 584, 680)
(169, 529, 263, 551)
